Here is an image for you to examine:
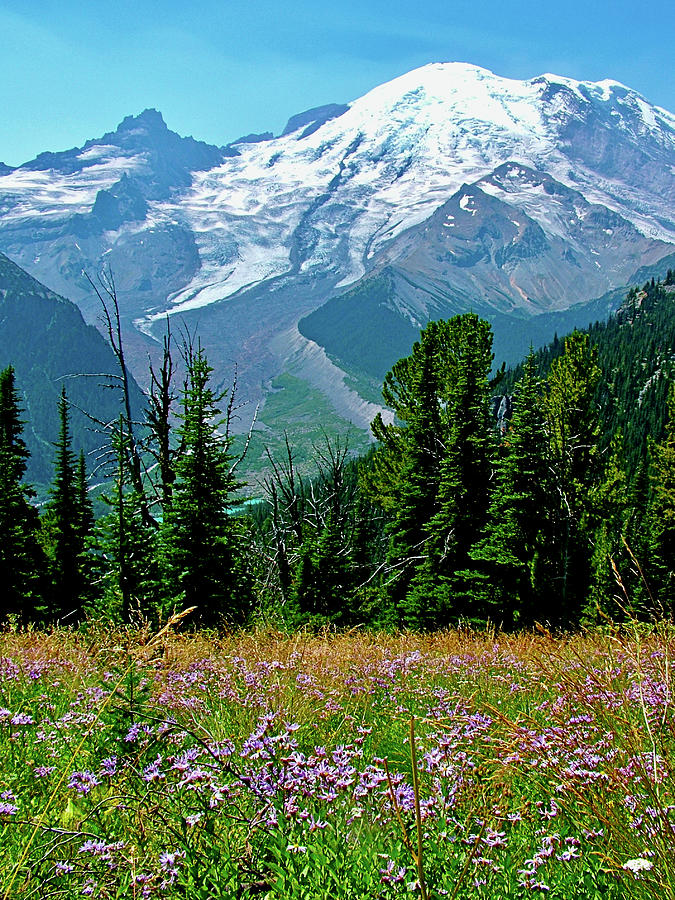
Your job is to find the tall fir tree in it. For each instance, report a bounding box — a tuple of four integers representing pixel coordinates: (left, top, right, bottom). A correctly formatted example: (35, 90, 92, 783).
(41, 388, 92, 622)
(582, 433, 631, 622)
(0, 366, 46, 622)
(76, 451, 95, 545)
(404, 315, 495, 626)
(290, 512, 354, 626)
(470, 349, 554, 626)
(161, 347, 253, 627)
(646, 383, 675, 615)
(379, 326, 446, 623)
(543, 331, 602, 623)
(369, 315, 495, 628)
(92, 418, 160, 623)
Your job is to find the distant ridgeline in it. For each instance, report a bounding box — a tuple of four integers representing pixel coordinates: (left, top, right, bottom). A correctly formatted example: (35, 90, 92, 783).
(498, 269, 675, 478)
(0, 252, 146, 492)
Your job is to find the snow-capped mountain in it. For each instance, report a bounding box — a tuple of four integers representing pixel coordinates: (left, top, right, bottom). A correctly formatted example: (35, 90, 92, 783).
(1, 62, 674, 439)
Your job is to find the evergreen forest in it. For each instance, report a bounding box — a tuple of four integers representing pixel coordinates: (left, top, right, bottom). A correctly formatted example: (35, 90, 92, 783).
(3, 270, 675, 633)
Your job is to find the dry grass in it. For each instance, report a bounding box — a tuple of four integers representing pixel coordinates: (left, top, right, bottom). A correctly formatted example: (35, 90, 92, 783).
(1, 623, 674, 898)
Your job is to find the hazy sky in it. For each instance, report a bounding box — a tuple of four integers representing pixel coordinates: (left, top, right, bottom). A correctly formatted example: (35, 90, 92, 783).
(2, 0, 673, 165)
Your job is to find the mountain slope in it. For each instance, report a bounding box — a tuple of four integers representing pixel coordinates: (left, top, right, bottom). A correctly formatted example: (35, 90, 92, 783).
(499, 272, 675, 476)
(0, 253, 146, 490)
(300, 252, 675, 375)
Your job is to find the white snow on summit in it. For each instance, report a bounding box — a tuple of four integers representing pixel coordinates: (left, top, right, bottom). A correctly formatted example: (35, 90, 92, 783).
(1, 62, 674, 322)
(146, 62, 675, 317)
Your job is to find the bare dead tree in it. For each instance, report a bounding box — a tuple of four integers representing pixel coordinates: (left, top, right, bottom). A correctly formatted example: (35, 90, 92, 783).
(82, 271, 258, 533)
(144, 319, 178, 511)
(224, 364, 260, 479)
(257, 431, 373, 609)
(83, 267, 155, 528)
(312, 431, 353, 527)
(256, 435, 307, 603)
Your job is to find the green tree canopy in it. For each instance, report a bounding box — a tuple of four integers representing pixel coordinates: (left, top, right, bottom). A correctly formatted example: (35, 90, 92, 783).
(41, 388, 93, 622)
(161, 347, 253, 627)
(368, 314, 495, 627)
(0, 366, 46, 622)
(470, 349, 554, 626)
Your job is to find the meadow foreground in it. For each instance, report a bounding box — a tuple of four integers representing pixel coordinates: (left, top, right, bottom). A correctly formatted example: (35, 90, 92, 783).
(1, 626, 673, 898)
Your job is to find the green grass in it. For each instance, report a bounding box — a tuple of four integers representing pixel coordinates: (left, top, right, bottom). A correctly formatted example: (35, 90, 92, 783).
(239, 372, 372, 485)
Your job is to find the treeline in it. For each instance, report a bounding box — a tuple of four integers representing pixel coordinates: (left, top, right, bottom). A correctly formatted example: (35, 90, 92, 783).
(502, 272, 675, 476)
(2, 275, 675, 632)
(0, 344, 256, 628)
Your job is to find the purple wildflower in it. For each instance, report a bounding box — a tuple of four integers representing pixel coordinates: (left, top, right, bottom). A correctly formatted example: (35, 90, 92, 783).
(68, 770, 101, 795)
(99, 756, 118, 777)
(159, 849, 185, 886)
(54, 862, 74, 875)
(143, 755, 164, 782)
(10, 712, 33, 726)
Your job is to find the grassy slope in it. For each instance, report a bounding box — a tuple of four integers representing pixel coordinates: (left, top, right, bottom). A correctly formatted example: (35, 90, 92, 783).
(241, 372, 372, 485)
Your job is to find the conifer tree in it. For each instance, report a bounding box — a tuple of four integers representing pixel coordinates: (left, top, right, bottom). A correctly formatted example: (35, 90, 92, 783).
(0, 366, 46, 622)
(543, 331, 601, 622)
(291, 512, 354, 625)
(369, 315, 495, 628)
(289, 436, 370, 626)
(646, 383, 675, 614)
(470, 350, 553, 626)
(161, 347, 253, 627)
(617, 460, 654, 612)
(41, 388, 91, 622)
(92, 418, 160, 623)
(76, 451, 95, 544)
(583, 433, 631, 621)
(379, 327, 445, 621)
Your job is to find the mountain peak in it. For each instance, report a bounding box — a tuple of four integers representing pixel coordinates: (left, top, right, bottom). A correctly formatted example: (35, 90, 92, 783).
(354, 62, 655, 115)
(116, 108, 168, 135)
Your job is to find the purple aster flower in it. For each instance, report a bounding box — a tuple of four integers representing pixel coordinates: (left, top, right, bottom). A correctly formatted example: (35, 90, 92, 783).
(379, 859, 407, 884)
(142, 756, 164, 783)
(99, 756, 118, 777)
(10, 712, 33, 726)
(68, 770, 101, 795)
(557, 848, 580, 861)
(54, 862, 74, 875)
(79, 840, 108, 855)
(159, 849, 185, 886)
(482, 829, 507, 848)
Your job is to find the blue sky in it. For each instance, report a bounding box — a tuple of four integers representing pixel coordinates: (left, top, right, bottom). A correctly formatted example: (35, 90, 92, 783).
(1, 0, 673, 165)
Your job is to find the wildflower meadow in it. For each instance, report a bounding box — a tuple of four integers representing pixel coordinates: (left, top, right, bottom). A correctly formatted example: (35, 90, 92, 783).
(1, 624, 674, 898)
